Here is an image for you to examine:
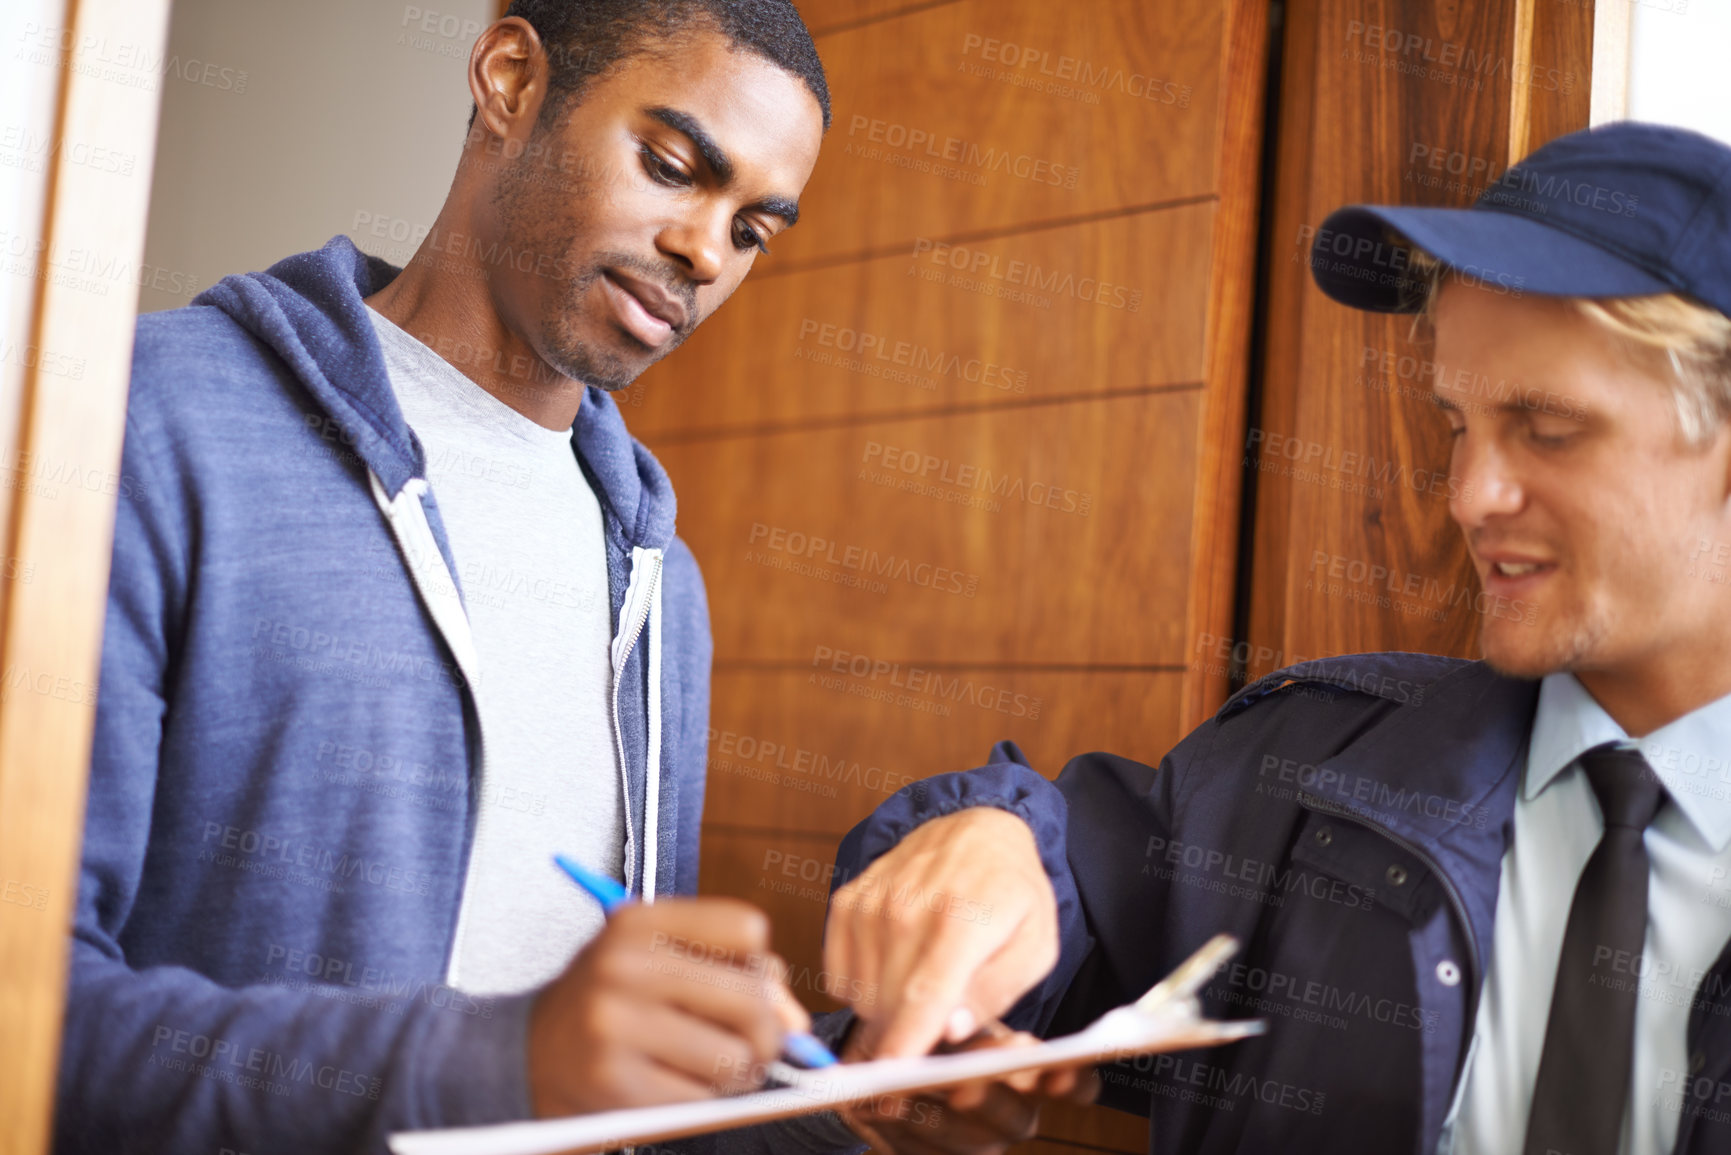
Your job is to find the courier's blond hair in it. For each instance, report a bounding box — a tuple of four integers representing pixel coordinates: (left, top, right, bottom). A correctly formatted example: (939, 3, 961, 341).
(1407, 245, 1731, 444)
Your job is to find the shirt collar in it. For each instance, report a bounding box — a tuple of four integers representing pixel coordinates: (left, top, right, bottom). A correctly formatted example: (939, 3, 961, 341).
(1526, 672, 1731, 852)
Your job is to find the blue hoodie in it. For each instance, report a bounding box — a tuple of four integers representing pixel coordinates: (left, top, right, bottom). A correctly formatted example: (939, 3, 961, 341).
(54, 236, 733, 1153)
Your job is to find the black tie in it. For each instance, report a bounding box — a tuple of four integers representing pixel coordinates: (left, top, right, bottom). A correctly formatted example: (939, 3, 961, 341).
(1524, 744, 1665, 1155)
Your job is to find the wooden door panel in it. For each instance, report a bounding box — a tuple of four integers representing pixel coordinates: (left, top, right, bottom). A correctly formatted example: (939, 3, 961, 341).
(622, 204, 1214, 439)
(702, 668, 1187, 835)
(1527, 0, 1595, 152)
(774, 0, 1226, 264)
(657, 389, 1200, 664)
(699, 830, 840, 1004)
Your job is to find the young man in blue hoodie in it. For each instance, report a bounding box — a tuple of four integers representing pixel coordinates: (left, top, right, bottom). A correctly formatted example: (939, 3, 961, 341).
(57, 3, 888, 1152)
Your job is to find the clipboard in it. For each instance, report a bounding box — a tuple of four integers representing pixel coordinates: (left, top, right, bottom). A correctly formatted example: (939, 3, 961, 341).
(389, 934, 1263, 1155)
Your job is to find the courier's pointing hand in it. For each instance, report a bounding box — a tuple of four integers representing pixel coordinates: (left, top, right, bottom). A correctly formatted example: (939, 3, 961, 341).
(823, 807, 1059, 1059)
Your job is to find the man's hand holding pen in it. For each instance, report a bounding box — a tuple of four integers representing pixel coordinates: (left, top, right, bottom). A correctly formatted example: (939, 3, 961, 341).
(528, 897, 813, 1117)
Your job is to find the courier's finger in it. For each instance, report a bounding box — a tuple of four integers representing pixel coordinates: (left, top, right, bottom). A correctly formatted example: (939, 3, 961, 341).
(824, 884, 876, 1018)
(869, 917, 1014, 1059)
(952, 928, 1058, 1046)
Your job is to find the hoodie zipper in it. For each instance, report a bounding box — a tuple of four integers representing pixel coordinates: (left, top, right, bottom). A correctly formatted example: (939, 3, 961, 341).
(1297, 791, 1482, 1082)
(610, 547, 664, 898)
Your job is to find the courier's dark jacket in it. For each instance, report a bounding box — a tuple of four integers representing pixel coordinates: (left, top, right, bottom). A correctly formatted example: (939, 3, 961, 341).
(836, 653, 1731, 1154)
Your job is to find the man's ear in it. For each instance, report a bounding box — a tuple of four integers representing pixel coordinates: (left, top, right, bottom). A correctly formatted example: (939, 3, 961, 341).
(468, 17, 548, 144)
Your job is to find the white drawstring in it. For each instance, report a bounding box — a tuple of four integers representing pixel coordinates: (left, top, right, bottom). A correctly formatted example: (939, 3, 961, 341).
(641, 571, 663, 901)
(368, 470, 485, 988)
(366, 471, 482, 697)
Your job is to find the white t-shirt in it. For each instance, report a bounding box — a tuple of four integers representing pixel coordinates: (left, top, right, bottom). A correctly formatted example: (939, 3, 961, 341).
(369, 306, 624, 997)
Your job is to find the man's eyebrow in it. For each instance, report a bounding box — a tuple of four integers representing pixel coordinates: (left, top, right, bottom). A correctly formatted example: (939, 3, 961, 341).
(751, 196, 800, 228)
(647, 106, 733, 184)
(645, 106, 802, 228)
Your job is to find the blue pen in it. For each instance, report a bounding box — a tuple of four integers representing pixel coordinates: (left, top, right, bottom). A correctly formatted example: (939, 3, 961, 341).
(554, 854, 838, 1070)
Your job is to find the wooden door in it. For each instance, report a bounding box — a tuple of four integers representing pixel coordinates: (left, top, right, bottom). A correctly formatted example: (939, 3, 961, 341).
(625, 1, 1271, 1148)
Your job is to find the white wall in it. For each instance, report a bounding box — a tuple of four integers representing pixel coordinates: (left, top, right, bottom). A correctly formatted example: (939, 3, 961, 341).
(1628, 0, 1731, 146)
(139, 0, 491, 313)
(0, 0, 70, 363)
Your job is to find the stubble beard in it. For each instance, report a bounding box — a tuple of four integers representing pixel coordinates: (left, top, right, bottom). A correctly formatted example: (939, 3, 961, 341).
(494, 145, 690, 394)
(1479, 596, 1614, 681)
(493, 145, 631, 393)
(541, 260, 639, 392)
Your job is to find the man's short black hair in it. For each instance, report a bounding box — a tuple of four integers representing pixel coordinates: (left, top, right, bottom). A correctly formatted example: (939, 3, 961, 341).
(504, 0, 831, 131)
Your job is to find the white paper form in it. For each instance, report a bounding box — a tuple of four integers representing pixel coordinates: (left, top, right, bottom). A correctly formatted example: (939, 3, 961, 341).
(389, 935, 1263, 1155)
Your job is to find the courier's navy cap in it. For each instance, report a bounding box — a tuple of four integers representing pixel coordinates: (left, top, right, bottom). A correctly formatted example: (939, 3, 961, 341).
(1309, 122, 1731, 319)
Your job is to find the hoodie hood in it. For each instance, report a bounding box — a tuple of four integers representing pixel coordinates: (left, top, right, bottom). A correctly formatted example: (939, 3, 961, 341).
(195, 234, 677, 549)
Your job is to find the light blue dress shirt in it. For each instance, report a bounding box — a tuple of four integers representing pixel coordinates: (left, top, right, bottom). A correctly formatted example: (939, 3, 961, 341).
(1438, 673, 1731, 1154)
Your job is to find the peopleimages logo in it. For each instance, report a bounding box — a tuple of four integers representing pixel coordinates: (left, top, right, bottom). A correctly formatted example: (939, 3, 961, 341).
(958, 33, 1193, 108)
(746, 523, 981, 599)
(797, 318, 1028, 393)
(1307, 549, 1538, 629)
(1341, 20, 1576, 94)
(249, 616, 467, 690)
(1356, 345, 1587, 421)
(1142, 834, 1376, 911)
(0, 229, 202, 300)
(199, 821, 434, 897)
(843, 114, 1081, 189)
(707, 726, 920, 796)
(1298, 223, 1524, 299)
(811, 645, 1043, 719)
(16, 22, 250, 93)
(263, 943, 493, 1018)
(1480, 165, 1641, 218)
(149, 1025, 379, 1100)
(861, 441, 1092, 517)
(0, 125, 136, 176)
(910, 238, 1144, 312)
(1246, 428, 1476, 502)
(1258, 755, 1490, 829)
(1218, 960, 1440, 1034)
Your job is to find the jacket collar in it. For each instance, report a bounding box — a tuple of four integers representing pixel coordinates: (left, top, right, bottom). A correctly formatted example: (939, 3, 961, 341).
(1301, 658, 1538, 972)
(1302, 659, 1537, 844)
